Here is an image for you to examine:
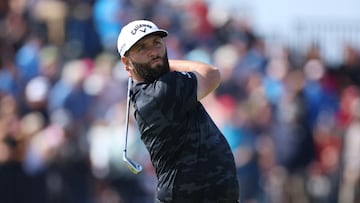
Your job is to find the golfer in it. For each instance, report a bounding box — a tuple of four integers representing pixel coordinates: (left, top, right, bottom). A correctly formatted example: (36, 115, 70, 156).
(117, 19, 239, 203)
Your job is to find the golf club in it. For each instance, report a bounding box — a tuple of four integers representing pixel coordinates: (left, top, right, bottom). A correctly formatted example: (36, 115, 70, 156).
(123, 76, 143, 174)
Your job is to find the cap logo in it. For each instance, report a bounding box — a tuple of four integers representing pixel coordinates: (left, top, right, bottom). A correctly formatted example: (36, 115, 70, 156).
(131, 24, 153, 35)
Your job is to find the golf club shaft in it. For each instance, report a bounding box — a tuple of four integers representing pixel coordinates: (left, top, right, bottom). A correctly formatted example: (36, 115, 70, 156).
(122, 77, 142, 174)
(124, 76, 132, 155)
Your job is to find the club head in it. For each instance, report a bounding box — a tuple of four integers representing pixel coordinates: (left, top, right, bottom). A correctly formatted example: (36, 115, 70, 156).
(123, 151, 143, 174)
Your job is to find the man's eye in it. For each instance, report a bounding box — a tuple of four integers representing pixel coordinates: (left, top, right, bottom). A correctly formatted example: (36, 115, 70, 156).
(136, 45, 145, 52)
(153, 41, 162, 47)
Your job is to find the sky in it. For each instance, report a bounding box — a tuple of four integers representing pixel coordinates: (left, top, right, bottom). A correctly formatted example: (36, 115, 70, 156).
(207, 0, 360, 64)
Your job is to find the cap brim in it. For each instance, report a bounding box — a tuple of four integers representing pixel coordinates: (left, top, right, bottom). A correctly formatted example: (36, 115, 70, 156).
(124, 30, 168, 56)
(133, 30, 168, 45)
(152, 30, 168, 38)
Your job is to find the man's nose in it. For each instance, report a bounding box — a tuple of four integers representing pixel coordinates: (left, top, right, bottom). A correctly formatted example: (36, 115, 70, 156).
(147, 45, 158, 57)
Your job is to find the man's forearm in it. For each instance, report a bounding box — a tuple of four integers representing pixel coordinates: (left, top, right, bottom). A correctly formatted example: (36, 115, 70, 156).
(169, 59, 215, 72)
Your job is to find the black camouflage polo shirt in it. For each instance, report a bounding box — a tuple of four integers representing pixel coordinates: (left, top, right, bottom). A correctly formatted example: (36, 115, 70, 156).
(131, 71, 239, 202)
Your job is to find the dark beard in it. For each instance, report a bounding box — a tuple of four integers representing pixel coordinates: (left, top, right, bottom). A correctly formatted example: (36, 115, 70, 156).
(132, 52, 170, 83)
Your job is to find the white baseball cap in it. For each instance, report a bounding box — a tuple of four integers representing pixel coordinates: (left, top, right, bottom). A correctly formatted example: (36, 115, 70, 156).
(117, 20, 168, 57)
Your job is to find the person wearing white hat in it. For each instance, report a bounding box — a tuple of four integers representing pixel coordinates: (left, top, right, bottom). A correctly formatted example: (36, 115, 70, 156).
(117, 19, 239, 203)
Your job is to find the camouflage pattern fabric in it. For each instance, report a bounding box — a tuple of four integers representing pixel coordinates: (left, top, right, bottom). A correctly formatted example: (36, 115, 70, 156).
(132, 71, 239, 202)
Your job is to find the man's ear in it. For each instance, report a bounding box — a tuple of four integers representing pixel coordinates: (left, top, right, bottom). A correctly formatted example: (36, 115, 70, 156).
(121, 56, 140, 81)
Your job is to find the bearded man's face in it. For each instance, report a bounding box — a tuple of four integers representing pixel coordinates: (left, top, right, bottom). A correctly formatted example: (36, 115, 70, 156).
(130, 52, 170, 82)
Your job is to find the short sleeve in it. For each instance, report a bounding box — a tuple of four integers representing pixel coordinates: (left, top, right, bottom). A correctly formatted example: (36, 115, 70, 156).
(153, 71, 198, 121)
(132, 71, 198, 129)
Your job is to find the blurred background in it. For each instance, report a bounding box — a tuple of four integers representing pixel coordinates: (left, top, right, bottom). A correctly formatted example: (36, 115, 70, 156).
(0, 0, 360, 203)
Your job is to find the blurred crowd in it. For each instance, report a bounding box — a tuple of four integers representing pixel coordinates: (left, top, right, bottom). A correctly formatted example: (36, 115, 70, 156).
(1, 0, 360, 203)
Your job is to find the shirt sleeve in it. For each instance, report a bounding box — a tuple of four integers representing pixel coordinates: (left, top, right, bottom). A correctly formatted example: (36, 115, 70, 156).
(153, 71, 198, 122)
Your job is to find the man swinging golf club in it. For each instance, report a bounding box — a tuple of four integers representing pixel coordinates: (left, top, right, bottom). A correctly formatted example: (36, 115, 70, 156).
(117, 19, 240, 203)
